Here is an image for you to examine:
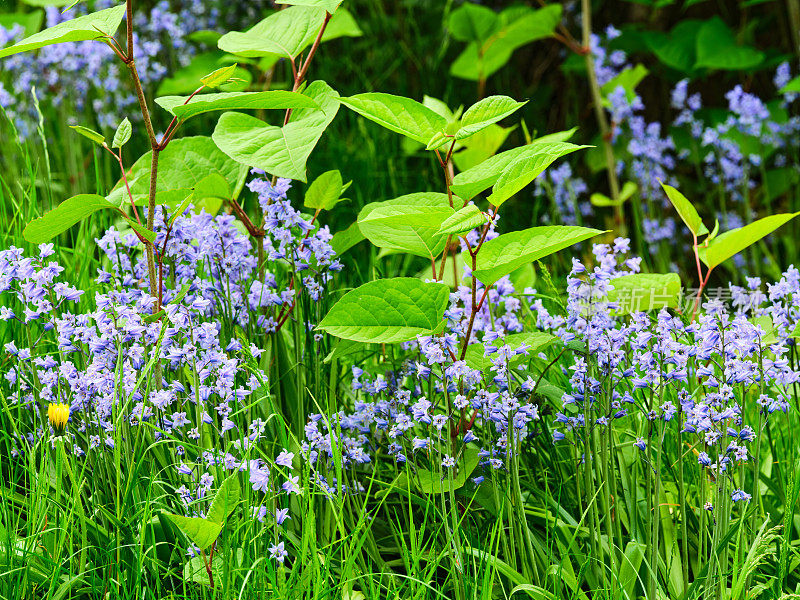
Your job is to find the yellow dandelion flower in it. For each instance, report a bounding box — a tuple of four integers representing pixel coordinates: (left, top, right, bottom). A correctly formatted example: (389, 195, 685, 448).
(48, 403, 70, 435)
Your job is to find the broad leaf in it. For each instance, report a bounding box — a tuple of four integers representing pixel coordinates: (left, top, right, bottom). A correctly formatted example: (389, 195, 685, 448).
(358, 193, 455, 258)
(607, 273, 682, 315)
(218, 6, 326, 59)
(416, 446, 481, 494)
(437, 204, 486, 236)
(317, 278, 450, 343)
(470, 226, 604, 285)
(163, 514, 221, 551)
(304, 170, 348, 210)
(456, 95, 526, 140)
(660, 182, 708, 237)
(694, 17, 763, 71)
(450, 5, 562, 81)
(106, 136, 247, 208)
(781, 75, 800, 94)
(487, 142, 588, 207)
(155, 90, 317, 122)
(24, 194, 118, 243)
(465, 332, 556, 372)
(448, 3, 498, 42)
(207, 476, 240, 525)
(212, 80, 339, 182)
(600, 65, 649, 105)
(112, 118, 132, 149)
(331, 221, 365, 255)
(339, 93, 447, 145)
(698, 213, 800, 269)
(0, 4, 125, 58)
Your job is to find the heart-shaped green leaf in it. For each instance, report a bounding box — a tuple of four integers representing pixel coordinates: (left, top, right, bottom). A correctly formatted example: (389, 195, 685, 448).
(317, 278, 450, 343)
(339, 93, 448, 145)
(218, 6, 326, 59)
(212, 80, 339, 182)
(163, 514, 222, 551)
(304, 169, 348, 210)
(358, 193, 455, 258)
(106, 136, 248, 208)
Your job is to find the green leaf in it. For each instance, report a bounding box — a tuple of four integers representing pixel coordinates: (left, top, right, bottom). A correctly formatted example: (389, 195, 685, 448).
(600, 64, 649, 105)
(694, 17, 764, 71)
(470, 226, 604, 285)
(437, 204, 486, 236)
(163, 514, 221, 551)
(24, 194, 118, 243)
(217, 6, 326, 59)
(207, 476, 240, 525)
(317, 278, 450, 343)
(464, 332, 556, 372)
(660, 181, 708, 237)
(331, 221, 365, 255)
(590, 181, 638, 207)
(339, 93, 448, 145)
(448, 3, 498, 42)
(106, 136, 247, 208)
(645, 20, 703, 73)
(212, 80, 339, 182)
(112, 118, 131, 149)
(155, 90, 317, 122)
(69, 125, 105, 146)
(304, 170, 347, 210)
(0, 4, 126, 58)
(321, 8, 362, 41)
(607, 273, 682, 315)
(275, 0, 343, 12)
(416, 446, 481, 494)
(450, 5, 562, 81)
(456, 95, 527, 140)
(0, 11, 44, 38)
(487, 142, 588, 207)
(781, 75, 800, 94)
(358, 193, 455, 258)
(200, 63, 238, 88)
(698, 213, 800, 269)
